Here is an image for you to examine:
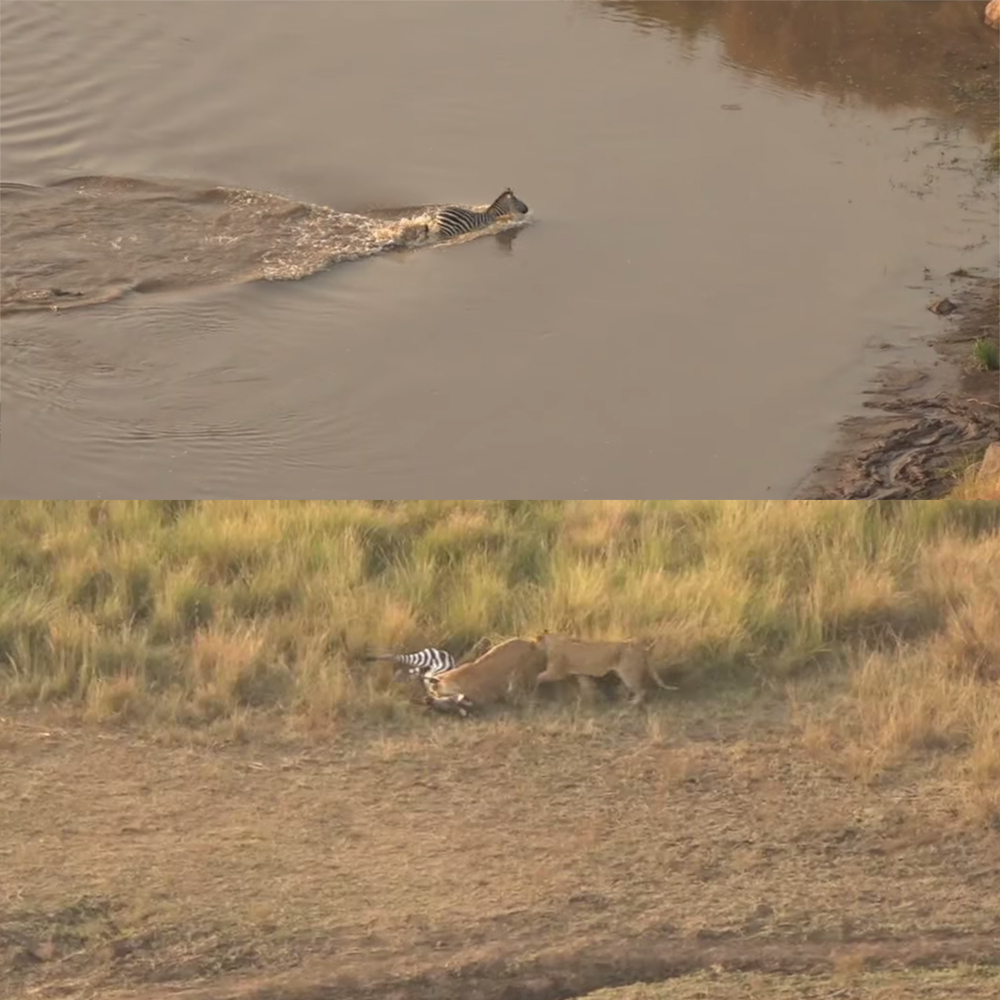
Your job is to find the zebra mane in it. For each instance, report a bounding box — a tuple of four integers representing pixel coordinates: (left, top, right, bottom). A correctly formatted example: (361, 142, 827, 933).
(486, 188, 515, 214)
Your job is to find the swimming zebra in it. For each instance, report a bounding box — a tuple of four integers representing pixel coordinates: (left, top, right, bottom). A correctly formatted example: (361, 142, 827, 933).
(369, 647, 457, 678)
(431, 188, 529, 240)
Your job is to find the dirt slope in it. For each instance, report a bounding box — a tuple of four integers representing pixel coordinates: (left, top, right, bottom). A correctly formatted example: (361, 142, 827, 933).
(2, 704, 998, 1000)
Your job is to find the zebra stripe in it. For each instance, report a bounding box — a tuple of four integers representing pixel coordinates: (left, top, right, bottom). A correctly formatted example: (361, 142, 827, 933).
(377, 647, 457, 677)
(433, 188, 528, 240)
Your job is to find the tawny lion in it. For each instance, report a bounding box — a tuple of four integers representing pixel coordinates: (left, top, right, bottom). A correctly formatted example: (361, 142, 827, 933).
(424, 638, 547, 713)
(534, 634, 677, 705)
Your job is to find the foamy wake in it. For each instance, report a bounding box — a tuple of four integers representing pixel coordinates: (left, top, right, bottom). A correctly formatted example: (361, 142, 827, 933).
(0, 178, 532, 313)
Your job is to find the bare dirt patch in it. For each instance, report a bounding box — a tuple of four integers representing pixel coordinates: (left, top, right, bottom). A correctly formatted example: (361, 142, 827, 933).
(3, 699, 998, 1000)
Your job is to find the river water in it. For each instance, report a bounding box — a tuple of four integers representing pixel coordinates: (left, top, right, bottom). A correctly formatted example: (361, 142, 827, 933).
(1, 0, 996, 498)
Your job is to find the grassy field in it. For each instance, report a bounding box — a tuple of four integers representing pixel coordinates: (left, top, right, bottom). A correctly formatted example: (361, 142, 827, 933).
(2, 493, 999, 999)
(2, 495, 999, 766)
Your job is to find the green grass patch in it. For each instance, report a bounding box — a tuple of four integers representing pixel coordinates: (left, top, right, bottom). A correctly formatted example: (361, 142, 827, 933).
(973, 336, 999, 371)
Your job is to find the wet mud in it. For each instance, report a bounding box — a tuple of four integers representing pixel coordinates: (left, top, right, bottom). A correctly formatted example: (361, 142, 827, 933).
(796, 275, 999, 499)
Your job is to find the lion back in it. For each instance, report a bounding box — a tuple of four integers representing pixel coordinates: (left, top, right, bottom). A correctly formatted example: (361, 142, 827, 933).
(435, 637, 546, 701)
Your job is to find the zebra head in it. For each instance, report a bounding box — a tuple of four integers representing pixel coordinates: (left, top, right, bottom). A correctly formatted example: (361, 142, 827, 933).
(487, 188, 529, 218)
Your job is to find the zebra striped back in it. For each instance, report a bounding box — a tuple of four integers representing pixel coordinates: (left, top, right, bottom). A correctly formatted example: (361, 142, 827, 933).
(378, 647, 457, 678)
(433, 187, 529, 240)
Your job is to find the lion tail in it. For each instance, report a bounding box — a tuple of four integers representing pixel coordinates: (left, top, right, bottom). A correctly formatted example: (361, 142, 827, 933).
(649, 665, 679, 692)
(639, 640, 679, 691)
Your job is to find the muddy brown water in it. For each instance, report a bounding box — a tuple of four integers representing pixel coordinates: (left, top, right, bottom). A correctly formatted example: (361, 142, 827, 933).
(1, 1, 997, 499)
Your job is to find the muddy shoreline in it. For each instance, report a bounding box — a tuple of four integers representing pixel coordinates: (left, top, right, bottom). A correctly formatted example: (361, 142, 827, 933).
(794, 7, 999, 500)
(796, 277, 999, 499)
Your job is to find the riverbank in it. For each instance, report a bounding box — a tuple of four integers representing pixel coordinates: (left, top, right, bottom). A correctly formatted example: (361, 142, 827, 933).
(794, 13, 998, 500)
(796, 276, 999, 499)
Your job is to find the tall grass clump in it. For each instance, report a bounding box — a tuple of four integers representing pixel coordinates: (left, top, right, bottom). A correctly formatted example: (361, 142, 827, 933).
(973, 336, 999, 371)
(796, 525, 1000, 821)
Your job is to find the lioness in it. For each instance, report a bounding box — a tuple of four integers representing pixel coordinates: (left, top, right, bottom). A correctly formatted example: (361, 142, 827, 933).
(424, 637, 547, 712)
(534, 634, 676, 705)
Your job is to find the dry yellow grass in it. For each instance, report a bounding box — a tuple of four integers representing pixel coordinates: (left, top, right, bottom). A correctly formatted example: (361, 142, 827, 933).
(1, 487, 998, 809)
